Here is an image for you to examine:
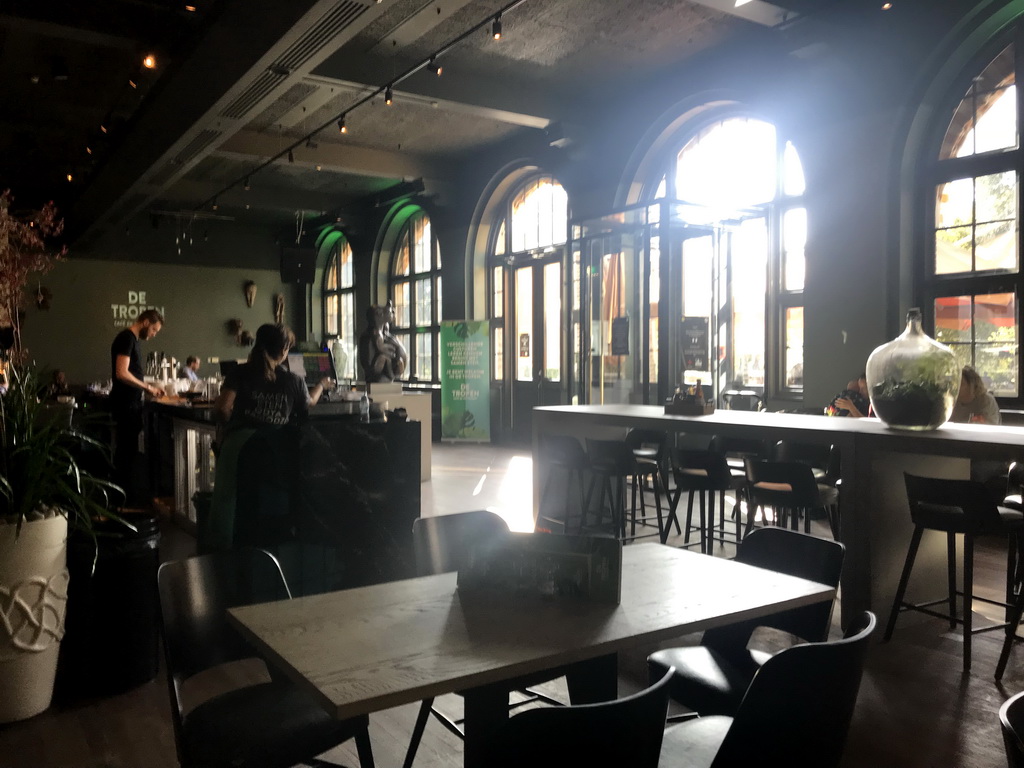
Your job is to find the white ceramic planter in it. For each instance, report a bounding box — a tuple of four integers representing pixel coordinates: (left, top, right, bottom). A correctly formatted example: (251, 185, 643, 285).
(0, 513, 69, 723)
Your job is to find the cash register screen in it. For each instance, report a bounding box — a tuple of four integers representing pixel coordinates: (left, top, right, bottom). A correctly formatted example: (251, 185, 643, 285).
(287, 352, 335, 387)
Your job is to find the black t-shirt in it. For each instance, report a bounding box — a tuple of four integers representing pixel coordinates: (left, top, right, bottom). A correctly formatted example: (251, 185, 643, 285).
(223, 363, 310, 430)
(110, 328, 143, 412)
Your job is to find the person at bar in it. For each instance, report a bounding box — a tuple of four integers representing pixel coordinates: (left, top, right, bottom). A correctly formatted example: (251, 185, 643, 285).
(178, 355, 201, 381)
(830, 374, 870, 418)
(110, 309, 165, 505)
(950, 365, 1001, 425)
(203, 323, 334, 551)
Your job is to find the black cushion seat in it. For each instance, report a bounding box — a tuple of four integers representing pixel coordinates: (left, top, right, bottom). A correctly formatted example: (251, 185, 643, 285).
(646, 645, 751, 716)
(914, 501, 1024, 533)
(183, 682, 370, 768)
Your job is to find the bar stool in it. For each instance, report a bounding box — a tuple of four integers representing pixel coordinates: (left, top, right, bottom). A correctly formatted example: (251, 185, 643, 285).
(708, 435, 769, 540)
(773, 440, 842, 539)
(666, 448, 735, 552)
(744, 459, 839, 537)
(884, 473, 1024, 672)
(536, 434, 589, 534)
(584, 438, 666, 542)
(625, 428, 673, 537)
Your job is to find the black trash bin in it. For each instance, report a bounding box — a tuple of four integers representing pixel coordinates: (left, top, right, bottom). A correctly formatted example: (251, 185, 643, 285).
(56, 510, 161, 701)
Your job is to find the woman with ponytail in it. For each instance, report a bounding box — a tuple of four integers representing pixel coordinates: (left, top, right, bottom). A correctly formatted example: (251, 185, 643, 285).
(205, 323, 334, 551)
(214, 323, 333, 436)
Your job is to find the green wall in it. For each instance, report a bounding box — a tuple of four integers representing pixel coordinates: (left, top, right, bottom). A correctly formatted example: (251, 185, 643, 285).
(20, 258, 301, 385)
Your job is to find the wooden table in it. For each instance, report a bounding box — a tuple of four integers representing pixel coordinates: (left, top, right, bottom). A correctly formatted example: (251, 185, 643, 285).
(532, 404, 1024, 625)
(228, 542, 834, 767)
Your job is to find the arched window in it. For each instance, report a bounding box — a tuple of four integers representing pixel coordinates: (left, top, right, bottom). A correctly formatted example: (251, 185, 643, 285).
(488, 176, 568, 385)
(323, 238, 356, 380)
(656, 114, 806, 395)
(924, 37, 1019, 399)
(390, 210, 442, 381)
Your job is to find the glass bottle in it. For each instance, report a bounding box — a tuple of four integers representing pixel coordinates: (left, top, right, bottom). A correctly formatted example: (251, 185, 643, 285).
(865, 307, 959, 431)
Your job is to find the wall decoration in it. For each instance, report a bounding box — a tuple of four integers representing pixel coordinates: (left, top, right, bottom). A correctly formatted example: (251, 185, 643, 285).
(34, 286, 52, 311)
(274, 293, 285, 326)
(227, 318, 244, 345)
(244, 280, 257, 308)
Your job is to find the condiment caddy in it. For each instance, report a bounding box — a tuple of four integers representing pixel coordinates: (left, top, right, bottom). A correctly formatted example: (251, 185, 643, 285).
(665, 379, 715, 416)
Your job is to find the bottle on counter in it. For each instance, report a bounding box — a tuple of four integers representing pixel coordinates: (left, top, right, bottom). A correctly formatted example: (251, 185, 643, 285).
(695, 379, 705, 406)
(359, 391, 370, 422)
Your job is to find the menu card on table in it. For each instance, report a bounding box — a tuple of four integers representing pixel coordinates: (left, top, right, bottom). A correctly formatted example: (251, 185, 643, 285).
(457, 533, 623, 605)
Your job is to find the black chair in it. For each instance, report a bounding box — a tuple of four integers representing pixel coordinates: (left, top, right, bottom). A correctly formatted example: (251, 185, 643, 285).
(999, 463, 1024, 679)
(477, 667, 675, 768)
(707, 435, 769, 540)
(1004, 461, 1024, 511)
(157, 548, 374, 768)
(773, 440, 842, 538)
(625, 428, 671, 538)
(1000, 690, 1024, 768)
(658, 611, 876, 768)
(884, 473, 1024, 672)
(744, 459, 839, 537)
(403, 511, 564, 768)
(647, 526, 844, 716)
(667, 448, 735, 552)
(584, 437, 666, 542)
(720, 389, 764, 412)
(536, 434, 589, 534)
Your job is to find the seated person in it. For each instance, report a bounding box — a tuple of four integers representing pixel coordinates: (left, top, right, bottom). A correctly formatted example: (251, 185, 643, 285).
(950, 365, 1000, 425)
(203, 324, 334, 552)
(951, 366, 1005, 502)
(46, 369, 71, 400)
(178, 355, 201, 381)
(830, 374, 870, 418)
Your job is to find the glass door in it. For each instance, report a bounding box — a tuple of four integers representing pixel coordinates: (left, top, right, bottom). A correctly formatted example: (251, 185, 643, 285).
(509, 255, 565, 443)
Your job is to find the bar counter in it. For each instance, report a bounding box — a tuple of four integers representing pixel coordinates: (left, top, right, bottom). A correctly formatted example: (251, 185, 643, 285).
(533, 404, 1024, 625)
(150, 400, 422, 593)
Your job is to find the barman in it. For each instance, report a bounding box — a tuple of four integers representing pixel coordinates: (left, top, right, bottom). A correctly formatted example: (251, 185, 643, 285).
(110, 308, 164, 505)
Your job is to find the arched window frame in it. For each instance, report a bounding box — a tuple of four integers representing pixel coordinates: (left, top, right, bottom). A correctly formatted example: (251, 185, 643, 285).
(486, 174, 570, 384)
(919, 26, 1021, 403)
(322, 237, 357, 381)
(389, 209, 442, 382)
(644, 108, 807, 398)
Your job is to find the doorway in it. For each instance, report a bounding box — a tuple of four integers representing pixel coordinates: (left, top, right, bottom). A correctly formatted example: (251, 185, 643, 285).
(508, 256, 565, 443)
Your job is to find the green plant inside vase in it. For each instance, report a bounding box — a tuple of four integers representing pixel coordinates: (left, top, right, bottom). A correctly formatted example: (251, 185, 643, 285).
(0, 364, 124, 542)
(870, 372, 957, 429)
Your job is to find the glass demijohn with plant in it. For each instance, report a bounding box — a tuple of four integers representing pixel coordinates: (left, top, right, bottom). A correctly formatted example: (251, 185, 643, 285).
(866, 308, 960, 431)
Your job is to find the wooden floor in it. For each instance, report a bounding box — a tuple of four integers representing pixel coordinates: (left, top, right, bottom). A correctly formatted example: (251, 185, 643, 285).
(2, 443, 1022, 767)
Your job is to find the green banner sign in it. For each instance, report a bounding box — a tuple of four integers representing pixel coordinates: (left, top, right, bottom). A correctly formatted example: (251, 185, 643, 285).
(440, 320, 491, 441)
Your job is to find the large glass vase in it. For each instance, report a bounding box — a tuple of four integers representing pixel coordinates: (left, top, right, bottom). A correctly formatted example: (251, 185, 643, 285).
(865, 308, 959, 431)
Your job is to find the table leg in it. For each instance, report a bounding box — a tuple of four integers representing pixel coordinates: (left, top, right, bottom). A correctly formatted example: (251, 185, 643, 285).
(565, 653, 618, 704)
(462, 682, 511, 768)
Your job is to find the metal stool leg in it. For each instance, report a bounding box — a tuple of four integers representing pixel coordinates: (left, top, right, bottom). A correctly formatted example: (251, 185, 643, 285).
(884, 526, 924, 641)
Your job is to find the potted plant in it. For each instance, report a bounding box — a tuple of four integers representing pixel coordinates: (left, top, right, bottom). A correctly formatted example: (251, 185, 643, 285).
(0, 191, 122, 722)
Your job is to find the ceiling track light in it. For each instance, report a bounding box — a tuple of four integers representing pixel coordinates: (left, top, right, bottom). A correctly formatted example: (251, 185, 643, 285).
(385, 84, 394, 105)
(244, 177, 251, 191)
(338, 115, 347, 134)
(212, 197, 219, 211)
(142, 53, 157, 69)
(288, 149, 294, 163)
(492, 14, 502, 40)
(428, 57, 442, 76)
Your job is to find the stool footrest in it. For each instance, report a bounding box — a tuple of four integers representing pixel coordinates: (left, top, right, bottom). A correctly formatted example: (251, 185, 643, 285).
(897, 600, 1015, 635)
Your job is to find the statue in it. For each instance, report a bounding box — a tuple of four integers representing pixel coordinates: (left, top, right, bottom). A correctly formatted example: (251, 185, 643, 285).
(358, 300, 408, 383)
